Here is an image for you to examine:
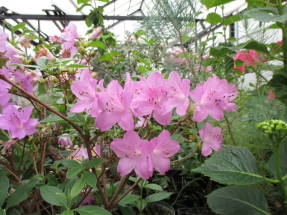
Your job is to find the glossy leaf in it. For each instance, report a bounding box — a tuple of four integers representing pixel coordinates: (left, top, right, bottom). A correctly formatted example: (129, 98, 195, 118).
(194, 146, 265, 185)
(40, 185, 67, 207)
(207, 186, 271, 215)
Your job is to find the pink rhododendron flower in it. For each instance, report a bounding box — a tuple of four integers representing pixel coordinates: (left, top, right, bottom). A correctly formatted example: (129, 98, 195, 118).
(131, 72, 172, 125)
(190, 75, 238, 122)
(71, 145, 89, 160)
(58, 136, 73, 148)
(61, 23, 78, 57)
(199, 122, 223, 156)
(0, 31, 22, 66)
(277, 40, 283, 46)
(35, 48, 54, 60)
(170, 47, 188, 64)
(14, 70, 34, 93)
(71, 69, 99, 116)
(149, 130, 180, 174)
(49, 35, 62, 43)
(165, 71, 190, 116)
(80, 194, 96, 205)
(267, 90, 276, 102)
(205, 66, 212, 72)
(111, 131, 153, 179)
(0, 105, 38, 139)
(233, 49, 261, 72)
(0, 80, 11, 107)
(89, 27, 102, 39)
(19, 35, 32, 48)
(95, 79, 134, 131)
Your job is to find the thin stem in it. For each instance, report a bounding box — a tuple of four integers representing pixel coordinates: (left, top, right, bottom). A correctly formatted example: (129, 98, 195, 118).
(0, 74, 86, 140)
(224, 115, 236, 145)
(110, 176, 128, 205)
(171, 148, 198, 165)
(110, 178, 141, 208)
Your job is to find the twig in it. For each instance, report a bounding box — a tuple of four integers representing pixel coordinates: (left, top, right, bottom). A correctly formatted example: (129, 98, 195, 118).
(171, 148, 198, 165)
(110, 176, 128, 205)
(110, 178, 141, 208)
(0, 160, 21, 182)
(0, 74, 86, 139)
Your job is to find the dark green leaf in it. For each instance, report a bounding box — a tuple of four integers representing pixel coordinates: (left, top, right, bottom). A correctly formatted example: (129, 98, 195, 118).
(6, 177, 39, 208)
(119, 194, 140, 206)
(70, 176, 86, 199)
(243, 40, 269, 54)
(40, 185, 67, 207)
(207, 186, 270, 215)
(269, 72, 287, 105)
(67, 167, 83, 179)
(0, 175, 9, 207)
(144, 184, 163, 191)
(194, 146, 265, 185)
(75, 206, 112, 215)
(267, 141, 287, 178)
(82, 171, 97, 188)
(82, 158, 105, 169)
(145, 192, 173, 203)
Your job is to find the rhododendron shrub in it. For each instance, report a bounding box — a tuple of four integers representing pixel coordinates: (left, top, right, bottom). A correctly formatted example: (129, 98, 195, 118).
(0, 16, 242, 214)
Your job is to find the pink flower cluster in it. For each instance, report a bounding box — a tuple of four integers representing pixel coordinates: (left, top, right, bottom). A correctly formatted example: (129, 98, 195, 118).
(0, 31, 39, 140)
(71, 71, 190, 131)
(111, 130, 179, 179)
(233, 49, 261, 72)
(0, 105, 38, 139)
(0, 31, 35, 93)
(190, 75, 238, 156)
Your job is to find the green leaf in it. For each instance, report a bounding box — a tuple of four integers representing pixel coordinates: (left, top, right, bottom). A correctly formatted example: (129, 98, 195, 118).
(200, 0, 234, 8)
(144, 184, 163, 191)
(269, 72, 287, 105)
(66, 64, 90, 68)
(41, 114, 64, 123)
(82, 171, 97, 188)
(70, 176, 86, 199)
(67, 167, 83, 179)
(55, 159, 81, 169)
(206, 13, 222, 24)
(40, 185, 67, 207)
(90, 41, 106, 49)
(0, 175, 9, 207)
(12, 22, 26, 31)
(243, 40, 269, 54)
(267, 141, 287, 178)
(60, 210, 74, 215)
(0, 209, 6, 215)
(75, 206, 112, 215)
(207, 186, 271, 215)
(145, 192, 173, 203)
(194, 146, 265, 185)
(6, 177, 39, 208)
(223, 14, 242, 25)
(119, 194, 140, 206)
(77, 0, 90, 4)
(82, 158, 105, 169)
(245, 8, 287, 23)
